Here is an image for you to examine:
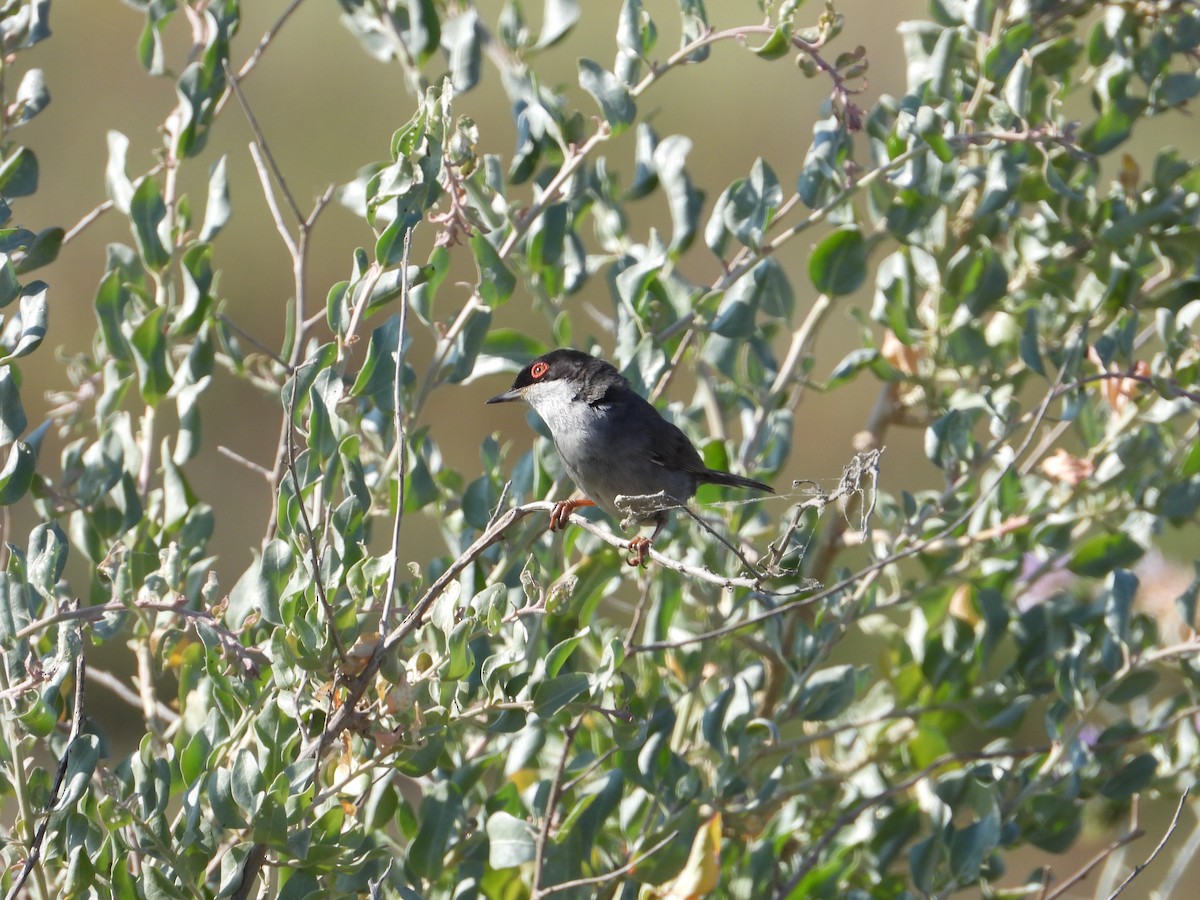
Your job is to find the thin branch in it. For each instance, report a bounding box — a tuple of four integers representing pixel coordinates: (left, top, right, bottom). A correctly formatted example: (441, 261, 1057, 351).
(247, 142, 298, 257)
(283, 427, 349, 666)
(539, 830, 678, 895)
(222, 60, 304, 228)
(381, 227, 414, 630)
(217, 445, 274, 480)
(1106, 788, 1191, 899)
(62, 198, 113, 245)
(14, 599, 267, 675)
(531, 721, 580, 898)
(88, 666, 179, 724)
(214, 0, 308, 116)
(777, 746, 1049, 898)
(633, 364, 1064, 653)
(1045, 823, 1145, 900)
(5, 633, 86, 900)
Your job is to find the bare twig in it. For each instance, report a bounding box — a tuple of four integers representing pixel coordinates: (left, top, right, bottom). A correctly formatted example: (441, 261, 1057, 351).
(1045, 821, 1145, 900)
(223, 60, 304, 229)
(283, 427, 349, 666)
(215, 313, 294, 372)
(5, 634, 86, 900)
(88, 665, 179, 724)
(214, 0, 308, 116)
(217, 445, 274, 480)
(539, 830, 678, 895)
(381, 227, 414, 630)
(634, 364, 1064, 653)
(777, 746, 1049, 898)
(13, 599, 267, 676)
(531, 720, 580, 898)
(1106, 788, 1191, 899)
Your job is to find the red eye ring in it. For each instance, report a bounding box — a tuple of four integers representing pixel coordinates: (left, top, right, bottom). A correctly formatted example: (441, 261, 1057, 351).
(530, 361, 549, 379)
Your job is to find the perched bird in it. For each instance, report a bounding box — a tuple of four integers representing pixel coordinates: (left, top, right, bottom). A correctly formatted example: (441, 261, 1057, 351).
(486, 349, 773, 566)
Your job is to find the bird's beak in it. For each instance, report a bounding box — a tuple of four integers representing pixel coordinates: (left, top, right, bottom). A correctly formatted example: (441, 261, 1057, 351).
(486, 388, 522, 404)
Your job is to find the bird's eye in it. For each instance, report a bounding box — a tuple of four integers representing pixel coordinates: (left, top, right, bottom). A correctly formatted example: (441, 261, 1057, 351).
(530, 361, 549, 379)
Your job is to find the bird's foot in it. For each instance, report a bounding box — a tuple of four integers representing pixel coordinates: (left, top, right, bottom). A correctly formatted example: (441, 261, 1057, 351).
(548, 498, 595, 531)
(626, 537, 652, 567)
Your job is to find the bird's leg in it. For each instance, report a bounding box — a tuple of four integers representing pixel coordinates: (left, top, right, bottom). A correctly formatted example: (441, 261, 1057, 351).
(626, 538, 651, 567)
(626, 514, 667, 568)
(548, 498, 594, 531)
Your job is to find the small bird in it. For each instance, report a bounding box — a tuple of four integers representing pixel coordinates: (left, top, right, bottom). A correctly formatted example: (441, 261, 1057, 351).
(486, 349, 773, 566)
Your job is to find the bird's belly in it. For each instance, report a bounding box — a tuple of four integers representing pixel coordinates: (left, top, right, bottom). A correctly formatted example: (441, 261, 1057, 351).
(557, 440, 695, 523)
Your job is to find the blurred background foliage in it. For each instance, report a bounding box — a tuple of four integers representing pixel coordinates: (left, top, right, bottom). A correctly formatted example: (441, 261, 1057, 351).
(0, 0, 1196, 897)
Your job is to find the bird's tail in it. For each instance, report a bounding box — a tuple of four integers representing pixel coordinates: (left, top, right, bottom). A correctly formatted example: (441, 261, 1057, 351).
(700, 469, 774, 493)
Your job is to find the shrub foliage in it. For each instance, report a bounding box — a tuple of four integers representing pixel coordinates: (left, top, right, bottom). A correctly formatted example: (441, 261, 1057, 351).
(0, 0, 1198, 897)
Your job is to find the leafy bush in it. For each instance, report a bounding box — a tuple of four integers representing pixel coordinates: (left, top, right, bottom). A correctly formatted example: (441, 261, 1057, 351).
(0, 0, 1198, 897)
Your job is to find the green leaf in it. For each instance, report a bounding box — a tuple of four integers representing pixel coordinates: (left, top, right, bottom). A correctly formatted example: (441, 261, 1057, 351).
(1107, 669, 1159, 703)
(27, 521, 67, 600)
(130, 176, 171, 270)
(408, 782, 463, 880)
(1080, 102, 1140, 155)
(809, 226, 867, 296)
(14, 226, 62, 274)
(106, 131, 134, 214)
(949, 246, 1008, 323)
(474, 329, 547, 377)
(949, 812, 1000, 882)
(0, 366, 25, 443)
(444, 9, 482, 92)
(0, 147, 38, 198)
(1067, 532, 1144, 577)
(826, 347, 880, 389)
(871, 251, 918, 341)
(536, 0, 580, 48)
(0, 282, 47, 364)
(578, 59, 636, 131)
(446, 306, 492, 383)
(1020, 309, 1045, 377)
(13, 68, 50, 126)
(712, 258, 793, 338)
(0, 441, 35, 505)
(53, 735, 101, 812)
(655, 135, 703, 257)
(199, 154, 231, 241)
(752, 23, 792, 60)
(926, 408, 978, 470)
(0, 254, 19, 309)
(533, 672, 590, 717)
(797, 665, 858, 720)
(231, 748, 265, 817)
(406, 0, 441, 61)
(227, 540, 294, 628)
(1176, 562, 1200, 634)
(130, 307, 171, 404)
(470, 234, 515, 307)
(1158, 71, 1200, 107)
(486, 811, 537, 868)
(678, 0, 709, 61)
(1099, 753, 1158, 799)
(723, 158, 781, 250)
(545, 629, 588, 677)
(1003, 52, 1032, 118)
(349, 313, 411, 412)
(983, 22, 1034, 81)
(797, 115, 845, 208)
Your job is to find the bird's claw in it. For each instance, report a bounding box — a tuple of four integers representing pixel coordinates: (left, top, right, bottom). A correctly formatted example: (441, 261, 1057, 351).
(626, 537, 652, 567)
(548, 498, 594, 532)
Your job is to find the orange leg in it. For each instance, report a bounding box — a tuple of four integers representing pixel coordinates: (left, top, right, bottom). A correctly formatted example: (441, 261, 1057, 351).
(626, 514, 667, 567)
(626, 537, 652, 567)
(548, 498, 594, 531)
